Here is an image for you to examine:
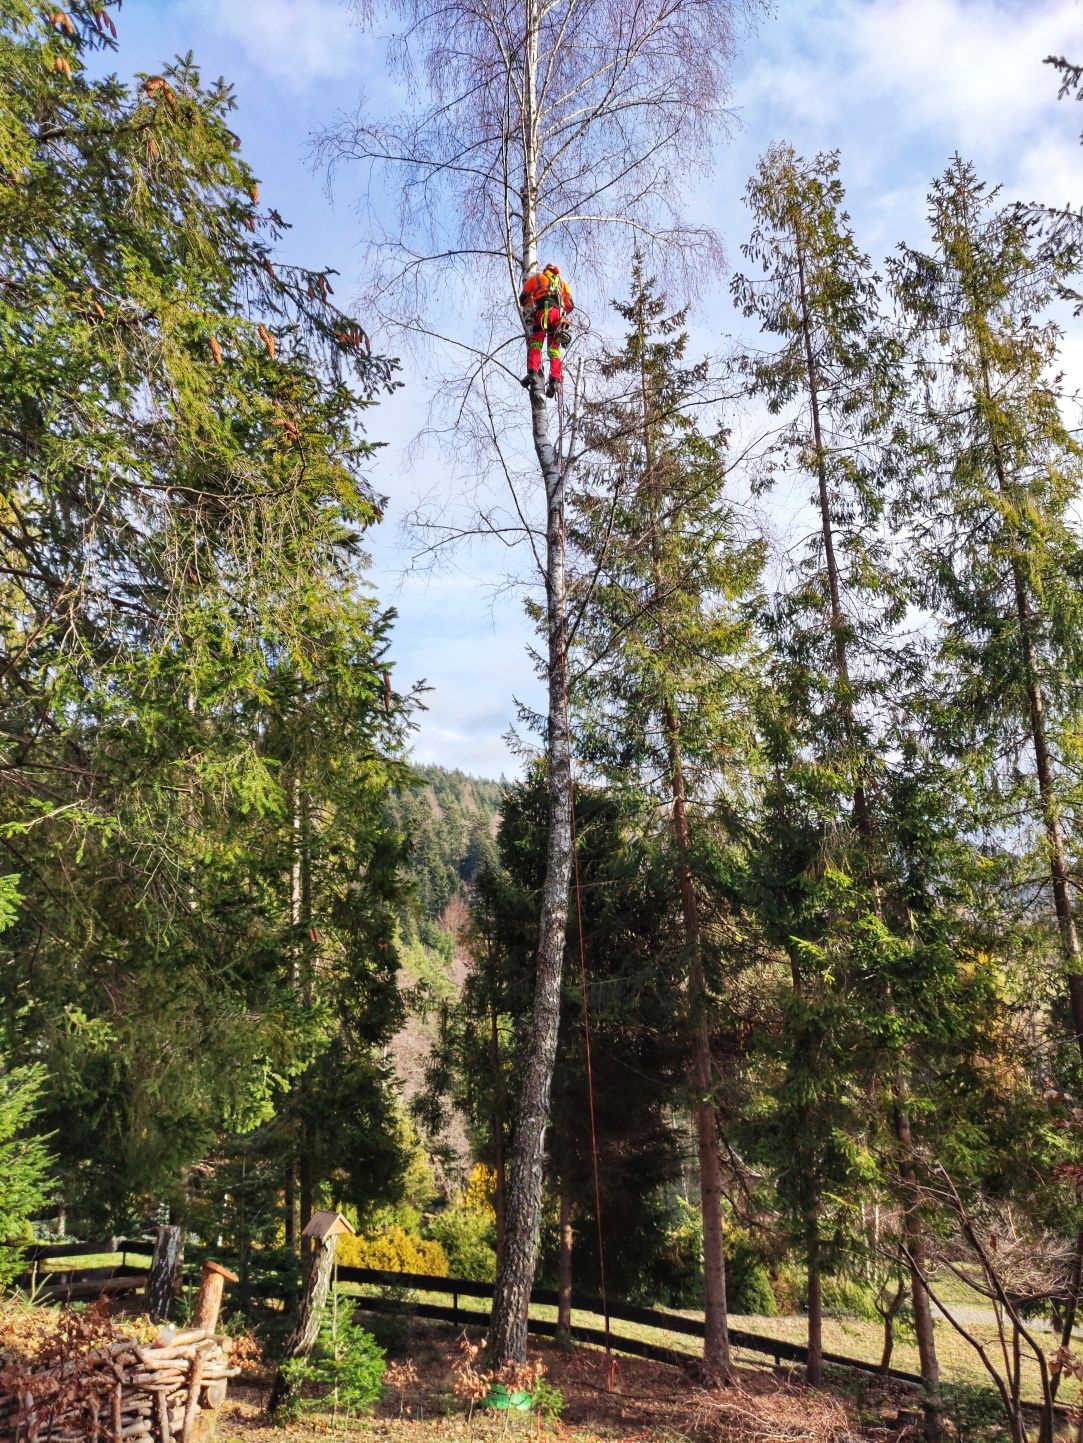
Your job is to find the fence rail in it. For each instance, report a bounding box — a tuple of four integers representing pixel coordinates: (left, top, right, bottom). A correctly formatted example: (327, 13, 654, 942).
(20, 1239, 151, 1262)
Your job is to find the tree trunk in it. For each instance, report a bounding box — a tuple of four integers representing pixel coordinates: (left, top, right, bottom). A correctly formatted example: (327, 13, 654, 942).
(489, 995, 507, 1271)
(489, 381, 573, 1366)
(806, 1227, 824, 1387)
(692, 1035, 732, 1382)
(1051, 1223, 1083, 1402)
(299, 1147, 315, 1260)
(268, 1233, 339, 1419)
(669, 718, 731, 1382)
(557, 1189, 573, 1345)
(911, 1217, 946, 1431)
(878, 1279, 906, 1374)
(896, 1095, 942, 1440)
(795, 235, 839, 1399)
(146, 1225, 185, 1323)
(490, 0, 578, 1361)
(285, 1168, 299, 1257)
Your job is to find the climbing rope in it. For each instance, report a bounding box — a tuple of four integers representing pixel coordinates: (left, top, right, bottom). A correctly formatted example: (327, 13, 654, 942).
(555, 401, 617, 1391)
(556, 373, 565, 467)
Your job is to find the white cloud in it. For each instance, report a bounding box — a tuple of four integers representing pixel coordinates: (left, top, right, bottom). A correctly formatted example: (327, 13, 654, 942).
(738, 0, 1078, 142)
(178, 0, 369, 93)
(716, 0, 1083, 264)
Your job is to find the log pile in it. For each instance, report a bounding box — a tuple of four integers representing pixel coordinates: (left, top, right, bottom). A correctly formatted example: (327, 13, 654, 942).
(0, 1323, 239, 1443)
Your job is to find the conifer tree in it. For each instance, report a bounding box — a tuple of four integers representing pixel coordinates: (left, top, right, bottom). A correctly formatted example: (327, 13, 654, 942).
(0, 1, 412, 1226)
(731, 148, 943, 1410)
(570, 260, 763, 1379)
(891, 159, 1083, 1076)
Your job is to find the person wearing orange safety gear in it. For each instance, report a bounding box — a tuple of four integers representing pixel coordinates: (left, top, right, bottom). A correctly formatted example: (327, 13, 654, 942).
(520, 263, 573, 398)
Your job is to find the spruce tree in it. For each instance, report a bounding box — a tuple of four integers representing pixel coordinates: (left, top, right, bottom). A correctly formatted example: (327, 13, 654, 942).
(570, 259, 763, 1379)
(0, 2, 411, 1226)
(890, 159, 1083, 1075)
(731, 147, 943, 1408)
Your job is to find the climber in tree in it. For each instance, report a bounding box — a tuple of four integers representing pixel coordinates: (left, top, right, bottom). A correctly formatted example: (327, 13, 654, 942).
(520, 264, 573, 398)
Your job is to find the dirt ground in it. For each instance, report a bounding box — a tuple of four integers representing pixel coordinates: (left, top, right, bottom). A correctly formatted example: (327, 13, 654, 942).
(221, 1324, 921, 1443)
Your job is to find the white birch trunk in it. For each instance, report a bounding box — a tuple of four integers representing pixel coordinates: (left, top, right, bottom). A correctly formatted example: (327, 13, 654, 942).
(489, 3, 576, 1361)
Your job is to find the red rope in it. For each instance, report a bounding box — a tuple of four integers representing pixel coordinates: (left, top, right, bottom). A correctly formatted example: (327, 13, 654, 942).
(569, 785, 611, 1326)
(556, 407, 615, 1388)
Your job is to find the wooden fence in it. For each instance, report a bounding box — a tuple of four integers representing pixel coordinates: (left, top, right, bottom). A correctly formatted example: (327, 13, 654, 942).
(335, 1265, 926, 1384)
(8, 1241, 926, 1386)
(17, 1239, 152, 1303)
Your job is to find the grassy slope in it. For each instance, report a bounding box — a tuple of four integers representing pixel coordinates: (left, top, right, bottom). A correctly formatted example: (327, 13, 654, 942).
(339, 1284, 1052, 1404)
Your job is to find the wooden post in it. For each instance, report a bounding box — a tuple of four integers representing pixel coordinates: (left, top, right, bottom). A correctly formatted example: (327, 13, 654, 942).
(268, 1211, 355, 1420)
(146, 1225, 185, 1323)
(192, 1261, 238, 1335)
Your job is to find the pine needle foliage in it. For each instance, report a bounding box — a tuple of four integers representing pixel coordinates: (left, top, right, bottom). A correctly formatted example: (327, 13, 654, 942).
(0, 2, 411, 1225)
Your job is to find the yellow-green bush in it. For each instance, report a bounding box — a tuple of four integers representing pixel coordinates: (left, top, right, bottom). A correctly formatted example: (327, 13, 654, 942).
(462, 1162, 497, 1218)
(425, 1204, 497, 1282)
(337, 1224, 449, 1276)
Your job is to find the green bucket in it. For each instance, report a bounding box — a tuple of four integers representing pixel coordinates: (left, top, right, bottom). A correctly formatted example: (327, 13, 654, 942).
(482, 1384, 533, 1411)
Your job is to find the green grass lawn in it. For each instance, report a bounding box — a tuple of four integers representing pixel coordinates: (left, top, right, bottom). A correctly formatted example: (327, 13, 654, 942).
(339, 1282, 1058, 1406)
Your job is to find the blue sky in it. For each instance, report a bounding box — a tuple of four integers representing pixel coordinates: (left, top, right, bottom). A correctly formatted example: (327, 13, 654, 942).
(101, 0, 1083, 778)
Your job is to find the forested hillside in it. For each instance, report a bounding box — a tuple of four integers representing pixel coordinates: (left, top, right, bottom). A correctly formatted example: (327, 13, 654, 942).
(386, 768, 502, 1144)
(389, 765, 503, 986)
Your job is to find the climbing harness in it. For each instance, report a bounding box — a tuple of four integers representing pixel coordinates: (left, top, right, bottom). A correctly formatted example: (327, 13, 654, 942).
(521, 264, 573, 393)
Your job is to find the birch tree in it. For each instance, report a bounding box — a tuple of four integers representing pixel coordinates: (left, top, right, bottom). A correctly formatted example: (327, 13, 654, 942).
(324, 0, 749, 1364)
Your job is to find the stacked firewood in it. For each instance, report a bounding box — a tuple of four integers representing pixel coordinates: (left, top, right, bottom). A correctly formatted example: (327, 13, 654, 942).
(0, 1324, 238, 1443)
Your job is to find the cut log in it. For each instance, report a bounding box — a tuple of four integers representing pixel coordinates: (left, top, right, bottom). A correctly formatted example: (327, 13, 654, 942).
(191, 1264, 237, 1335)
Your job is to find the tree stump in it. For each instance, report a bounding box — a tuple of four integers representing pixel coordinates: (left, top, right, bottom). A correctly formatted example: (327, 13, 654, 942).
(267, 1211, 354, 1420)
(146, 1226, 185, 1323)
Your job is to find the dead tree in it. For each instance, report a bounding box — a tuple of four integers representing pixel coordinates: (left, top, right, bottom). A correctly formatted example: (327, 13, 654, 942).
(903, 1170, 1075, 1443)
(322, 0, 749, 1370)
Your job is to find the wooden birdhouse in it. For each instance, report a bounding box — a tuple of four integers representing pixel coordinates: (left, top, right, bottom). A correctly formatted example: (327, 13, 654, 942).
(301, 1210, 356, 1241)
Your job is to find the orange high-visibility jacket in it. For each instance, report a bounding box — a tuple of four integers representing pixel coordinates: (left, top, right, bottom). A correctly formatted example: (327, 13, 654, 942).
(520, 268, 573, 315)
